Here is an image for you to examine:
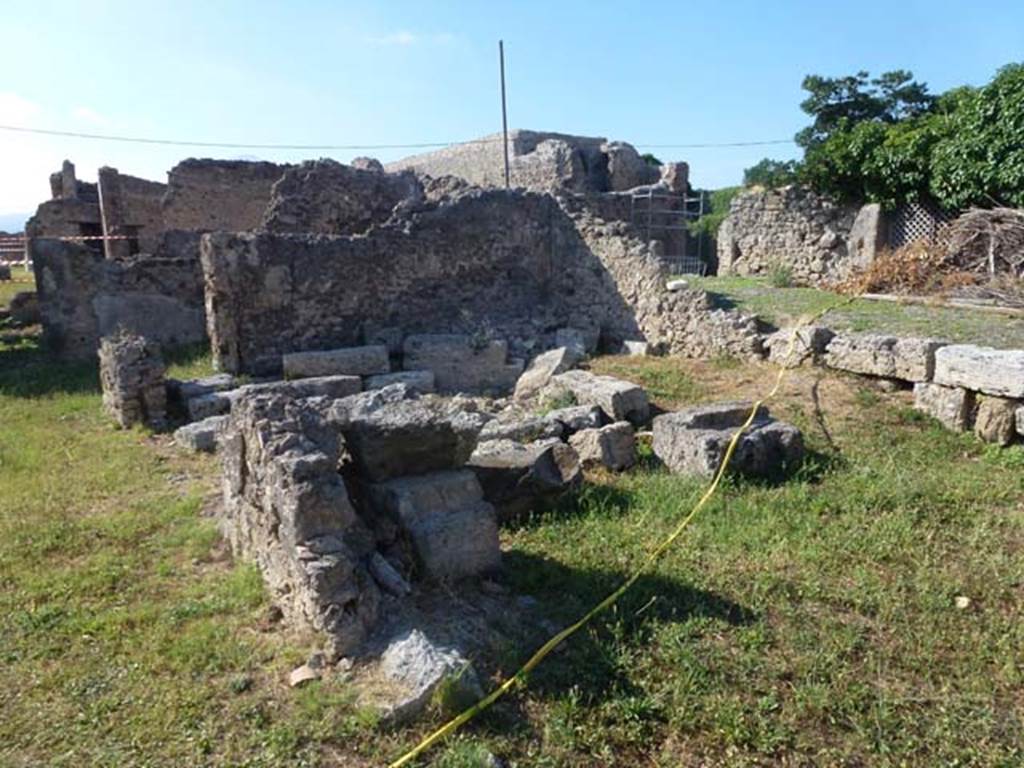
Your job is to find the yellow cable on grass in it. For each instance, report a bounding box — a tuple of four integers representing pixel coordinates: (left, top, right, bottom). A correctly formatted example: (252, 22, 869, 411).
(388, 297, 857, 768)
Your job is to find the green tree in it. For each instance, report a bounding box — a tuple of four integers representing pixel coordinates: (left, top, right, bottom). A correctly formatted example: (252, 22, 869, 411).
(743, 158, 801, 188)
(796, 70, 935, 149)
(929, 63, 1024, 208)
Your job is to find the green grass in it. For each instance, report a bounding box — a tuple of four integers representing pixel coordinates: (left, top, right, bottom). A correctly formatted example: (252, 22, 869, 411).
(0, 264, 35, 307)
(1, 330, 1022, 765)
(691, 275, 1024, 348)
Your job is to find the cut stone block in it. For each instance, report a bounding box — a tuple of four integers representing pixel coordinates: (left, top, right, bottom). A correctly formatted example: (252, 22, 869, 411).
(912, 382, 974, 432)
(764, 325, 835, 367)
(368, 470, 500, 580)
(621, 340, 650, 356)
(974, 395, 1019, 446)
(569, 421, 637, 471)
(554, 327, 589, 355)
(168, 373, 236, 402)
(544, 404, 606, 434)
(364, 370, 435, 393)
(478, 413, 564, 443)
(652, 402, 803, 478)
(174, 415, 228, 452)
(403, 334, 524, 395)
(331, 393, 486, 482)
(824, 333, 945, 382)
(544, 370, 649, 426)
(241, 375, 363, 400)
(283, 345, 390, 379)
(513, 347, 580, 401)
(468, 438, 582, 520)
(375, 629, 483, 724)
(1017, 406, 1024, 437)
(187, 391, 235, 421)
(933, 345, 1024, 398)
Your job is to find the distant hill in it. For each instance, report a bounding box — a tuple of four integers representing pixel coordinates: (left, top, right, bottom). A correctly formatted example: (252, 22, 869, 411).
(0, 213, 28, 233)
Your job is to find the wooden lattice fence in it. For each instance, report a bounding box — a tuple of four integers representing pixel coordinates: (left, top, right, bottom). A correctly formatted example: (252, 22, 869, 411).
(887, 199, 959, 248)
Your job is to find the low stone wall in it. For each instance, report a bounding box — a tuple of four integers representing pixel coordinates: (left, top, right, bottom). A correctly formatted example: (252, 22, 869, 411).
(717, 186, 884, 284)
(32, 232, 205, 357)
(201, 188, 764, 376)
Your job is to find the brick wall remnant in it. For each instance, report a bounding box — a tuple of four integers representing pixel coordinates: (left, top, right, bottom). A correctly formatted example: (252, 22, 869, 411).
(99, 331, 167, 429)
(162, 158, 288, 232)
(717, 186, 884, 285)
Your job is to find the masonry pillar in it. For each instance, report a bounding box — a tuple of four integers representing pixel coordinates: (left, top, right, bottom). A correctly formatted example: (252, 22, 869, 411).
(60, 159, 78, 199)
(97, 166, 131, 260)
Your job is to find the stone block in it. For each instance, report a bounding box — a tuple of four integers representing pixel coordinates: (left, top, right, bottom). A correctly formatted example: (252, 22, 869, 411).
(934, 345, 1024, 398)
(241, 375, 362, 400)
(168, 373, 237, 402)
(468, 438, 582, 520)
(621, 340, 650, 356)
(283, 345, 390, 378)
(569, 421, 637, 471)
(478, 413, 564, 443)
(824, 333, 945, 382)
(330, 392, 486, 482)
(1017, 406, 1024, 437)
(544, 370, 649, 426)
(764, 325, 835, 367)
(513, 347, 581, 401)
(187, 391, 235, 421)
(652, 402, 803, 478)
(912, 383, 974, 432)
(368, 470, 500, 580)
(403, 334, 524, 395)
(364, 370, 435, 393)
(98, 331, 167, 429)
(545, 404, 606, 434)
(174, 415, 228, 452)
(974, 395, 1019, 446)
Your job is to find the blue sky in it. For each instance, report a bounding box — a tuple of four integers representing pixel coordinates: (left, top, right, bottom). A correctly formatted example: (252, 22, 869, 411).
(1, 0, 1021, 225)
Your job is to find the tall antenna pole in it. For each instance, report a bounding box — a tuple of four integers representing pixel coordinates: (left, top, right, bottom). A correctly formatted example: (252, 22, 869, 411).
(499, 40, 510, 189)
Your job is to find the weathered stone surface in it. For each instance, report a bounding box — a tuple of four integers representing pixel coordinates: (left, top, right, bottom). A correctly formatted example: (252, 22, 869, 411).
(478, 413, 563, 443)
(468, 438, 582, 520)
(99, 331, 167, 429)
(283, 345, 390, 379)
(554, 327, 589, 355)
(368, 470, 500, 580)
(621, 340, 650, 356)
(404, 335, 523, 395)
(376, 629, 482, 724)
(717, 187, 880, 285)
(652, 402, 803, 478)
(764, 325, 835, 367)
(174, 415, 228, 452)
(543, 370, 649, 426)
(218, 394, 379, 655)
(569, 421, 636, 471)
(912, 383, 975, 432)
(329, 389, 486, 481)
(824, 334, 945, 382)
(168, 373, 236, 402)
(187, 391, 235, 421)
(545, 404, 605, 434)
(241, 375, 363, 400)
(9, 291, 40, 325)
(974, 396, 1019, 446)
(513, 347, 580, 401)
(933, 345, 1024, 398)
(364, 370, 435, 393)
(666, 278, 688, 292)
(368, 552, 412, 597)
(1017, 406, 1024, 437)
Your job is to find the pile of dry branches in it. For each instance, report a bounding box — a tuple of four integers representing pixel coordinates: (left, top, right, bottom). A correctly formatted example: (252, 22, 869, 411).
(944, 207, 1024, 277)
(835, 240, 976, 296)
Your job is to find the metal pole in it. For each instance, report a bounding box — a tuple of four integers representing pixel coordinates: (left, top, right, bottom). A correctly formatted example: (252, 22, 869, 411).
(499, 40, 510, 189)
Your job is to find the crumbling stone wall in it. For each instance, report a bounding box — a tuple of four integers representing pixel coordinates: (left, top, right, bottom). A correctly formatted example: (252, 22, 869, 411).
(162, 159, 288, 231)
(202, 187, 763, 375)
(99, 331, 167, 428)
(261, 159, 424, 235)
(717, 186, 884, 284)
(32, 233, 205, 356)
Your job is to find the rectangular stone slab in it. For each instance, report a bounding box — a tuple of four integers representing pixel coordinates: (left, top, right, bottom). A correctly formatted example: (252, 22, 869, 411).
(283, 345, 390, 378)
(933, 345, 1024, 398)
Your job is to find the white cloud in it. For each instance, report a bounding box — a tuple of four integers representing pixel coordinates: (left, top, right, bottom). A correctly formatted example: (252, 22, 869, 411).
(71, 106, 109, 126)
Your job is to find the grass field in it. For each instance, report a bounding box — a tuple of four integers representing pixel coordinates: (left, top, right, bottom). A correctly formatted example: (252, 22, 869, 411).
(2, 289, 1023, 765)
(690, 275, 1024, 349)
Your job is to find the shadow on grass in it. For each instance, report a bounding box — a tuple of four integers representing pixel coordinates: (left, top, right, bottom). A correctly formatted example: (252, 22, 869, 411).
(465, 549, 756, 735)
(0, 331, 99, 398)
